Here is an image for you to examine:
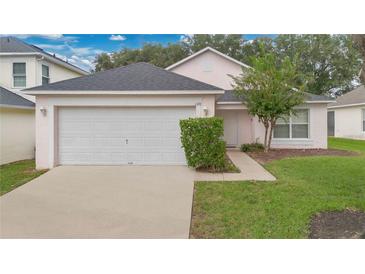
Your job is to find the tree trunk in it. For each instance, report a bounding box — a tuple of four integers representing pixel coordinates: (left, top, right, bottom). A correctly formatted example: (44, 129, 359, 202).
(267, 121, 275, 151)
(263, 121, 269, 152)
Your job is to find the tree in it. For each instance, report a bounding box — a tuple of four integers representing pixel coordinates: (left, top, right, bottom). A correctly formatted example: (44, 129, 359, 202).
(181, 34, 245, 60)
(275, 35, 362, 96)
(94, 34, 247, 72)
(93, 35, 362, 95)
(352, 34, 365, 84)
(232, 48, 305, 152)
(94, 43, 189, 72)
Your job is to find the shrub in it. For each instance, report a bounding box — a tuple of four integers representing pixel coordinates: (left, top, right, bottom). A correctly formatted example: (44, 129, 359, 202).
(240, 142, 265, 152)
(180, 117, 226, 170)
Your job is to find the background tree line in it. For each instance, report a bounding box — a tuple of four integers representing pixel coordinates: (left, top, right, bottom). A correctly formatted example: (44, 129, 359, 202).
(94, 34, 364, 96)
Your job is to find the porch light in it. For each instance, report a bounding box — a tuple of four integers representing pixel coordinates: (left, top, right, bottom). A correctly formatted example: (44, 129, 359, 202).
(202, 106, 208, 116)
(40, 106, 47, 116)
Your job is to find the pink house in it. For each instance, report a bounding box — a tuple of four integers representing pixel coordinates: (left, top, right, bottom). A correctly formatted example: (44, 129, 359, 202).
(25, 47, 333, 169)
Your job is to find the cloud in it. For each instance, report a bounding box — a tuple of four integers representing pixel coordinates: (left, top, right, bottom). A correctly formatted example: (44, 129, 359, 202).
(66, 45, 104, 56)
(109, 35, 126, 41)
(0, 34, 77, 41)
(180, 34, 194, 43)
(35, 44, 66, 50)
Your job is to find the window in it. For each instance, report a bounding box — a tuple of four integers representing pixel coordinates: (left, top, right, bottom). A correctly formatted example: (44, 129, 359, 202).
(273, 109, 309, 139)
(362, 109, 365, 132)
(42, 65, 50, 85)
(13, 63, 26, 87)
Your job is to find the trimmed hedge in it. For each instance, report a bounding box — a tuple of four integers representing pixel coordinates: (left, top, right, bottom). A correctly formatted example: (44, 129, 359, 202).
(180, 117, 226, 170)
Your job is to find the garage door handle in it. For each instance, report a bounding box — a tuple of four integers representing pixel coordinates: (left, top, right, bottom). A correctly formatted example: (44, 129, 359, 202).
(125, 138, 128, 144)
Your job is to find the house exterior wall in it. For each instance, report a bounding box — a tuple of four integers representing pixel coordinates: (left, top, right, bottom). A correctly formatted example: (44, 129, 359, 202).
(331, 105, 365, 139)
(258, 103, 328, 149)
(169, 50, 244, 90)
(34, 94, 216, 169)
(217, 104, 328, 149)
(0, 107, 35, 164)
(0, 55, 83, 101)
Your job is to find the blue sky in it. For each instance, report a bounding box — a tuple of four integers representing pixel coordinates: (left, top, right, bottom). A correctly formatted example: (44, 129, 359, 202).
(12, 34, 275, 71)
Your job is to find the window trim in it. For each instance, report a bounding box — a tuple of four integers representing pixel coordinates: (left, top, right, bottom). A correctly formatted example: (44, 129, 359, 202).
(273, 109, 310, 140)
(12, 62, 26, 88)
(42, 64, 50, 85)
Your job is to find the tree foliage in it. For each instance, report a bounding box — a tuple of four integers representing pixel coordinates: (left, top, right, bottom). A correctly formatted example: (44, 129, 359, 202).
(232, 47, 305, 152)
(275, 35, 362, 96)
(94, 34, 362, 95)
(352, 34, 365, 84)
(94, 43, 189, 72)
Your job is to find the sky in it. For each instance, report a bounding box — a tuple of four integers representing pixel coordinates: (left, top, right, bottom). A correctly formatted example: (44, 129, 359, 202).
(9, 34, 275, 72)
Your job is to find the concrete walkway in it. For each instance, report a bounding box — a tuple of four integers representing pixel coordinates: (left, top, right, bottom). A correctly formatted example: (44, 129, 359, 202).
(195, 150, 276, 182)
(0, 166, 195, 239)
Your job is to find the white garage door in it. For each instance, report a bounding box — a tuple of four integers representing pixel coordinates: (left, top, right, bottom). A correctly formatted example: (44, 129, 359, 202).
(58, 107, 195, 165)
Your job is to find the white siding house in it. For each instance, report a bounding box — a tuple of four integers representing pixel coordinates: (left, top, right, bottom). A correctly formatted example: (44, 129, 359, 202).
(328, 85, 365, 140)
(0, 37, 88, 164)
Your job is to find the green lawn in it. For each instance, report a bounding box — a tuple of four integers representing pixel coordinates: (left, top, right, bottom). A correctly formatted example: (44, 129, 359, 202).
(191, 138, 365, 238)
(0, 160, 47, 196)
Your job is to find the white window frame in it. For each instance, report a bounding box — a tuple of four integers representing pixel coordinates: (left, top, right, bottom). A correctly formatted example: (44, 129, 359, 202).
(12, 62, 26, 88)
(273, 109, 310, 140)
(42, 64, 50, 85)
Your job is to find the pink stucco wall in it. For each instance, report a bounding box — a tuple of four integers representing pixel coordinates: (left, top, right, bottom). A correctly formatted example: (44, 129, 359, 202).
(169, 50, 244, 90)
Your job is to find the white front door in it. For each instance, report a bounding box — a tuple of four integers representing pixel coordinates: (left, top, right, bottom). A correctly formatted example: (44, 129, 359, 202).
(57, 107, 195, 165)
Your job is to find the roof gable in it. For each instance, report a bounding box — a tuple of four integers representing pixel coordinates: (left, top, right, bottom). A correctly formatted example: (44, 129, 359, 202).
(166, 47, 251, 70)
(25, 62, 223, 92)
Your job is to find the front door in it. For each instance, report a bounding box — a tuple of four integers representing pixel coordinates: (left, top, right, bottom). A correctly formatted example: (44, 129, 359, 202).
(217, 110, 238, 147)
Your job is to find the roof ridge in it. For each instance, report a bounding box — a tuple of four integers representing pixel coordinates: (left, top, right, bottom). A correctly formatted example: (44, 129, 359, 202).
(26, 62, 223, 91)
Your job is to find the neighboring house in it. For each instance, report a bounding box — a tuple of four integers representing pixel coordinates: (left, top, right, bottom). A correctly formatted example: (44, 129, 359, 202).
(0, 37, 88, 164)
(0, 37, 88, 101)
(327, 85, 365, 139)
(25, 48, 333, 170)
(0, 86, 35, 164)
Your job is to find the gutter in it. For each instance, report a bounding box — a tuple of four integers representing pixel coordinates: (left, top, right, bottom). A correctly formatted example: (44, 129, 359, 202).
(24, 90, 225, 95)
(0, 104, 35, 110)
(328, 102, 365, 109)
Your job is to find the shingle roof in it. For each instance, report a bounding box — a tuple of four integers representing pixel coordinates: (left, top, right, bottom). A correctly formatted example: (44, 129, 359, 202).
(328, 85, 365, 108)
(0, 86, 35, 108)
(0, 37, 88, 74)
(26, 62, 223, 91)
(217, 90, 334, 103)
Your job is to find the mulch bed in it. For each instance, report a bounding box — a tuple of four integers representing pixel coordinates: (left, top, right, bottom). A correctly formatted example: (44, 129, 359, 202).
(309, 209, 365, 239)
(247, 149, 358, 164)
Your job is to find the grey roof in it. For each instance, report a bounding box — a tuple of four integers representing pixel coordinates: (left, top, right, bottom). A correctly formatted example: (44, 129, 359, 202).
(0, 36, 88, 74)
(217, 90, 334, 103)
(26, 62, 223, 91)
(0, 86, 35, 108)
(328, 85, 365, 108)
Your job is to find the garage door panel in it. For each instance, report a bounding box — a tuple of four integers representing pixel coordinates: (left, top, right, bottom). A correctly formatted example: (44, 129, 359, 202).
(58, 107, 194, 165)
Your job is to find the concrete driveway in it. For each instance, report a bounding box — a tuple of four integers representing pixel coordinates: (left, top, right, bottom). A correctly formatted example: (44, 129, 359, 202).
(0, 166, 195, 239)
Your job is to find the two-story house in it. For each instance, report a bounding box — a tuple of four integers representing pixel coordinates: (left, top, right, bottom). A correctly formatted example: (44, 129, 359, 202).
(0, 36, 88, 164)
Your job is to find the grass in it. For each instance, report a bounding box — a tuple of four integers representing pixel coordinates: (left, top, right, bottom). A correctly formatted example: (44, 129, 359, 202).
(191, 138, 365, 238)
(328, 137, 365, 153)
(0, 160, 47, 196)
